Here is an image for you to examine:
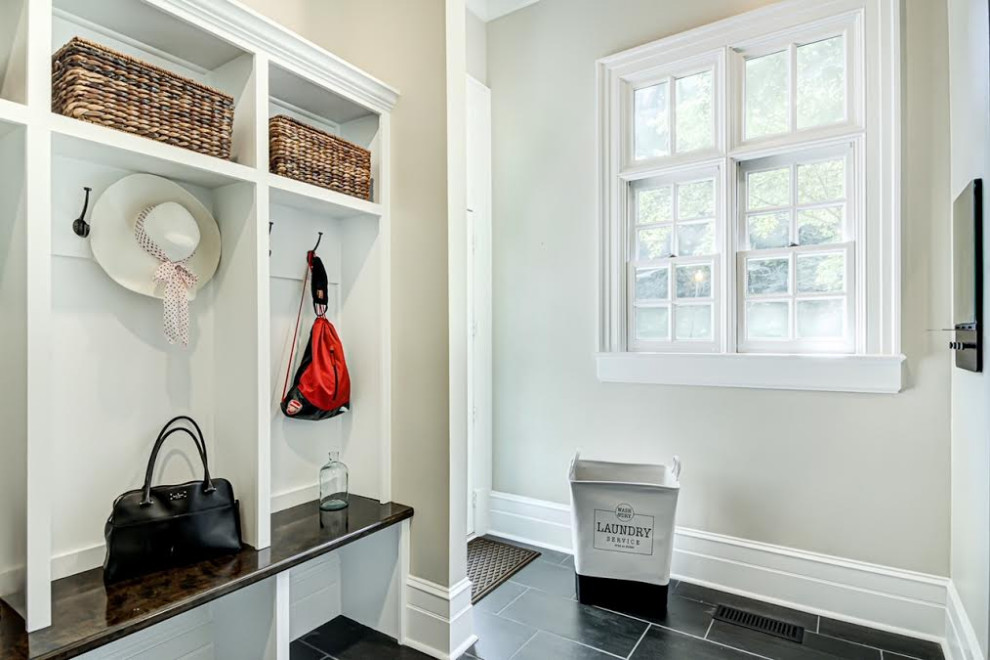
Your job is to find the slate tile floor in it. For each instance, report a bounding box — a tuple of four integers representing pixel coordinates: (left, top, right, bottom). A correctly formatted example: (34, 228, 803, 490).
(292, 616, 433, 660)
(289, 541, 945, 660)
(460, 540, 945, 660)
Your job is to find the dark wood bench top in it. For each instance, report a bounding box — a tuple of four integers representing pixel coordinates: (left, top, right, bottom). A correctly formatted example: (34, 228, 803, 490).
(0, 496, 413, 660)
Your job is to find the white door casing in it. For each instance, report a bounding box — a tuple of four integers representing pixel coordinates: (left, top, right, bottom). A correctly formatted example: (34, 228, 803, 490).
(466, 75, 492, 538)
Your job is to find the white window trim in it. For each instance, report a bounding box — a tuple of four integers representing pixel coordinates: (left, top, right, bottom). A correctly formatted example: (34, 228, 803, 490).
(596, 0, 903, 394)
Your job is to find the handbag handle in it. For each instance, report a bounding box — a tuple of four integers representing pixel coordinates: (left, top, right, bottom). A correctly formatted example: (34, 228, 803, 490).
(158, 416, 212, 481)
(159, 416, 209, 465)
(140, 419, 216, 506)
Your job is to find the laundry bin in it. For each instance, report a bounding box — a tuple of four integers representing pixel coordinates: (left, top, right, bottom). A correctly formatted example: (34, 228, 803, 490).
(569, 452, 681, 618)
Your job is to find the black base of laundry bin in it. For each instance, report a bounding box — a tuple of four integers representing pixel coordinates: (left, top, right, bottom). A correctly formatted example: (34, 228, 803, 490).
(575, 573, 669, 619)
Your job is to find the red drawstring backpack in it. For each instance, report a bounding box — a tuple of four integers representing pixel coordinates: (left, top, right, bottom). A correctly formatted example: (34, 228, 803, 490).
(281, 246, 351, 420)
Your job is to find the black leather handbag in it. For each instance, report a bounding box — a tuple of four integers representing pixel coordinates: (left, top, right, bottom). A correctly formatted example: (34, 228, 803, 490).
(103, 416, 242, 583)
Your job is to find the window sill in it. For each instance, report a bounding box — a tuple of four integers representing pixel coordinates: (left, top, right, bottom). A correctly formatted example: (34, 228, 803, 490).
(595, 352, 905, 394)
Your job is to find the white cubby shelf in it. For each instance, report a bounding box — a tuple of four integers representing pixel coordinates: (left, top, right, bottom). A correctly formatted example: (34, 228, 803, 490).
(0, 0, 404, 656)
(0, 97, 29, 128)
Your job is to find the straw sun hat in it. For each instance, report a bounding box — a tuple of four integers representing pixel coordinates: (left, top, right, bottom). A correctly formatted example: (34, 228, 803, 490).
(89, 174, 221, 346)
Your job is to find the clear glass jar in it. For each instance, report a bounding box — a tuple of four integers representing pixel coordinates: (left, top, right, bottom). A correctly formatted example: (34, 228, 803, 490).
(319, 451, 349, 511)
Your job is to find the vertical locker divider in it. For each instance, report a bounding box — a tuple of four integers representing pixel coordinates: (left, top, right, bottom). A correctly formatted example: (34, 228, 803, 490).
(25, 0, 52, 631)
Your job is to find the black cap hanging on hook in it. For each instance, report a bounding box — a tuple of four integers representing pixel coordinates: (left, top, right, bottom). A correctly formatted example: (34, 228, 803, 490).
(72, 187, 93, 238)
(308, 232, 327, 316)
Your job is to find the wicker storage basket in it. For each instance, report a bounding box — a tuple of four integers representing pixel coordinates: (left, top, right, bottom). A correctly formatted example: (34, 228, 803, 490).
(270, 115, 372, 200)
(52, 37, 234, 160)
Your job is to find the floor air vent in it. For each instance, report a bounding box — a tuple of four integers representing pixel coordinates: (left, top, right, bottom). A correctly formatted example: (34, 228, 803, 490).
(713, 605, 805, 643)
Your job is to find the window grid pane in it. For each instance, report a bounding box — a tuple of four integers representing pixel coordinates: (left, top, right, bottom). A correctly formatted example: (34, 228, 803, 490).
(747, 167, 791, 211)
(796, 252, 845, 294)
(747, 211, 791, 249)
(739, 244, 852, 347)
(797, 158, 845, 204)
(743, 34, 848, 142)
(635, 305, 671, 341)
(636, 185, 673, 225)
(674, 304, 713, 340)
(636, 226, 673, 260)
(673, 178, 717, 257)
(634, 266, 670, 301)
(796, 205, 845, 245)
(634, 81, 670, 160)
(796, 36, 846, 130)
(633, 177, 719, 265)
(745, 50, 789, 139)
(677, 179, 716, 219)
(676, 263, 713, 299)
(746, 256, 790, 296)
(744, 155, 849, 250)
(796, 298, 845, 338)
(628, 172, 719, 347)
(746, 300, 791, 340)
(675, 70, 714, 153)
(677, 220, 715, 256)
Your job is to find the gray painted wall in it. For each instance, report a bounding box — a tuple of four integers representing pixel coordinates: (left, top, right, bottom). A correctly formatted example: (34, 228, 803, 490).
(487, 0, 952, 574)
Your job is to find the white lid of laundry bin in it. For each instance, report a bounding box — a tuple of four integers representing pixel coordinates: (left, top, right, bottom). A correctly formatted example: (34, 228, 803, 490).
(568, 452, 681, 490)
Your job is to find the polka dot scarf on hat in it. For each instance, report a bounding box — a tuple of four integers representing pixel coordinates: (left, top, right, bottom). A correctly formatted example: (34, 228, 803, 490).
(134, 207, 198, 346)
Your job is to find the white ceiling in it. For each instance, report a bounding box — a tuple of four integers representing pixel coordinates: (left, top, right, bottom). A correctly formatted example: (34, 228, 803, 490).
(467, 0, 541, 23)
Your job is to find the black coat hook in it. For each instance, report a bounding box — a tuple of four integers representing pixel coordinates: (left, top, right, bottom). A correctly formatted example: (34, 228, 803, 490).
(268, 221, 273, 256)
(72, 187, 93, 238)
(306, 231, 323, 268)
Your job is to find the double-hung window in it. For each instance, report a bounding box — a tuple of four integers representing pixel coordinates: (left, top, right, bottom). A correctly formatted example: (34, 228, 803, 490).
(597, 0, 902, 393)
(738, 145, 856, 353)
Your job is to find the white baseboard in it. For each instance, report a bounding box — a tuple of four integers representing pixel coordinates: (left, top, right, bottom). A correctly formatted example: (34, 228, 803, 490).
(488, 491, 572, 552)
(52, 543, 105, 580)
(1, 542, 106, 589)
(945, 581, 985, 660)
(403, 576, 477, 660)
(0, 565, 24, 600)
(489, 490, 949, 643)
(272, 483, 320, 513)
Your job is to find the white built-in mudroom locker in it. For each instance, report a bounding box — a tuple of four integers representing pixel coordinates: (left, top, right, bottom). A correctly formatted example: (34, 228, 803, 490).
(0, 1, 411, 658)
